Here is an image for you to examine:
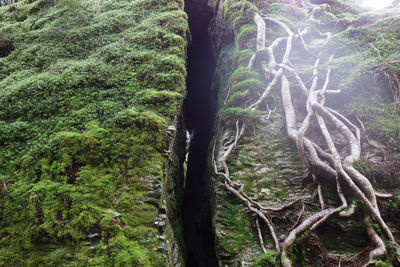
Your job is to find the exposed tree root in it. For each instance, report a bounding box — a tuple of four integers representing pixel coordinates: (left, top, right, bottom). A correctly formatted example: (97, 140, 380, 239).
(212, 3, 399, 266)
(256, 217, 267, 254)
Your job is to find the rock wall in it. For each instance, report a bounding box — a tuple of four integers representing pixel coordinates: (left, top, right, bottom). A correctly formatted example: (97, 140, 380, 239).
(209, 0, 400, 266)
(0, 0, 188, 265)
(1, 0, 400, 266)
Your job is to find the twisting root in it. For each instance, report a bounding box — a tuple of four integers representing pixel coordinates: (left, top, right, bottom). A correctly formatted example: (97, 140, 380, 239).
(213, 4, 399, 266)
(289, 203, 305, 231)
(256, 217, 267, 254)
(363, 215, 386, 266)
(314, 175, 325, 210)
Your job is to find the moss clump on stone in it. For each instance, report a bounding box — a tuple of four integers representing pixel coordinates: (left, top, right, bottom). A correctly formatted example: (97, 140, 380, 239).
(252, 250, 278, 267)
(0, 0, 188, 265)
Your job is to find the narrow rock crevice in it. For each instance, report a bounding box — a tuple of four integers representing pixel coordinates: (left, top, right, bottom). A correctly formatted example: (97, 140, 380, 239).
(182, 0, 218, 266)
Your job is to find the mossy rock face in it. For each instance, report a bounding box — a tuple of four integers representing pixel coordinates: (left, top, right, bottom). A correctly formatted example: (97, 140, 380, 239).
(0, 0, 188, 265)
(210, 0, 400, 266)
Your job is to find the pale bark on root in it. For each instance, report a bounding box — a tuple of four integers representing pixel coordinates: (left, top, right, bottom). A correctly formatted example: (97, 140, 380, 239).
(212, 8, 399, 266)
(314, 175, 325, 210)
(254, 13, 266, 51)
(213, 118, 281, 252)
(298, 28, 317, 57)
(363, 215, 386, 266)
(221, 173, 281, 252)
(277, 25, 394, 264)
(249, 68, 283, 110)
(256, 218, 267, 254)
(295, 58, 320, 169)
(247, 13, 266, 70)
(375, 192, 393, 198)
(249, 205, 280, 252)
(281, 208, 336, 266)
(339, 201, 356, 218)
(312, 104, 395, 254)
(314, 89, 395, 244)
(281, 76, 336, 179)
(312, 104, 385, 213)
(289, 203, 305, 230)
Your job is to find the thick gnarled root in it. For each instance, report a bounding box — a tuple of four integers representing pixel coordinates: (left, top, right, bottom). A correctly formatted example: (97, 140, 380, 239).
(213, 4, 399, 266)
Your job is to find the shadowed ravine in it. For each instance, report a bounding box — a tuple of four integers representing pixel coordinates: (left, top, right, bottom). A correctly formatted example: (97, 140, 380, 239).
(182, 0, 219, 266)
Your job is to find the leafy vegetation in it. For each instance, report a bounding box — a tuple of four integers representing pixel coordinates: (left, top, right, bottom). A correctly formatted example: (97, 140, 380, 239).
(0, 0, 188, 265)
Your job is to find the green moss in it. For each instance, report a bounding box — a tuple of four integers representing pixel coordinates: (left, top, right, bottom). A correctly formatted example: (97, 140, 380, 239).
(317, 217, 369, 256)
(236, 24, 256, 49)
(217, 194, 257, 257)
(229, 66, 260, 85)
(348, 99, 400, 150)
(0, 0, 188, 265)
(258, 2, 307, 26)
(376, 261, 392, 267)
(254, 47, 269, 63)
(220, 107, 261, 123)
(233, 48, 254, 67)
(252, 250, 278, 267)
(287, 231, 312, 266)
(231, 78, 263, 94)
(108, 233, 151, 267)
(222, 0, 258, 32)
(318, 0, 360, 16)
(226, 90, 250, 107)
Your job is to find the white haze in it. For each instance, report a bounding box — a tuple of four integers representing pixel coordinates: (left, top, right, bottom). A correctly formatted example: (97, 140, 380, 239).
(361, 0, 392, 9)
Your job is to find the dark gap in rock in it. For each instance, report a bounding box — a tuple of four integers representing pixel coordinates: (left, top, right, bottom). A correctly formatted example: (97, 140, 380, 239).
(182, 0, 218, 266)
